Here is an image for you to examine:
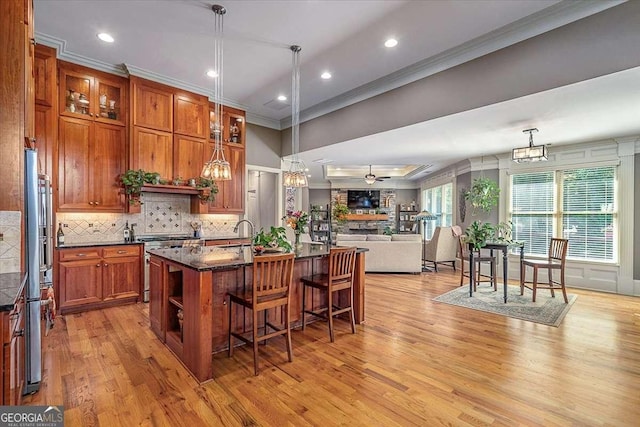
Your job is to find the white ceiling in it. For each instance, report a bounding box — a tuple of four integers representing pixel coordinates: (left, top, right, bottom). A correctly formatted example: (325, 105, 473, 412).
(34, 0, 637, 186)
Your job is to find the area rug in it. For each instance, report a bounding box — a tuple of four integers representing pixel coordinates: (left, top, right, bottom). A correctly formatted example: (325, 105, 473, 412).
(433, 285, 577, 327)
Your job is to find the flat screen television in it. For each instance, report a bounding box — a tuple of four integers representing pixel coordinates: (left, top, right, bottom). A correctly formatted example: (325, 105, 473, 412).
(347, 190, 380, 209)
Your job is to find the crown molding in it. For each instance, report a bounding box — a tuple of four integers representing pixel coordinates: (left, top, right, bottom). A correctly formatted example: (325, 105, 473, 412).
(283, 0, 625, 127)
(36, 33, 128, 77)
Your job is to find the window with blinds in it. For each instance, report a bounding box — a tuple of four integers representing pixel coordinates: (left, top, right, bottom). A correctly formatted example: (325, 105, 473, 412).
(509, 166, 617, 262)
(422, 182, 453, 239)
(562, 167, 616, 260)
(510, 172, 555, 256)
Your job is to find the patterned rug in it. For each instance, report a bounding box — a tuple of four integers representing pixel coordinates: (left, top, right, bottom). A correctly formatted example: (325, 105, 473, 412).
(433, 284, 577, 327)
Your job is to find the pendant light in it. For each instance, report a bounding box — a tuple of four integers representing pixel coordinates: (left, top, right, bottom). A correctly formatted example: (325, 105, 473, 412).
(201, 4, 231, 181)
(512, 128, 548, 163)
(283, 45, 308, 188)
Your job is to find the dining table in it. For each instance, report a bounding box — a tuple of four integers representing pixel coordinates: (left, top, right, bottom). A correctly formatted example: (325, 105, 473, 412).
(469, 241, 525, 303)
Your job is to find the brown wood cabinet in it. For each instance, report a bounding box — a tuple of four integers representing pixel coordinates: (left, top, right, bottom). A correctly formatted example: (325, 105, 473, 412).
(59, 62, 127, 126)
(209, 144, 245, 213)
(174, 91, 208, 139)
(56, 245, 142, 314)
(131, 77, 173, 132)
(130, 126, 173, 180)
(173, 134, 206, 182)
(1, 283, 25, 405)
(209, 104, 245, 146)
(58, 117, 125, 211)
(34, 44, 57, 180)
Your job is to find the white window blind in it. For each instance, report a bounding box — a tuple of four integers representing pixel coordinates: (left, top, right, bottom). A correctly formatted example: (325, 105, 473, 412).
(509, 166, 617, 262)
(510, 172, 555, 256)
(422, 182, 453, 239)
(561, 166, 616, 261)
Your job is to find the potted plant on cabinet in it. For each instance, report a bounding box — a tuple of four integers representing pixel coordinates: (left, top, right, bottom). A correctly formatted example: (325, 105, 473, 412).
(195, 177, 218, 202)
(120, 169, 160, 205)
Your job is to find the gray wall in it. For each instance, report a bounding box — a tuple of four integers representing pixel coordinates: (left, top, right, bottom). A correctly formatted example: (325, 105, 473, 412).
(246, 123, 283, 169)
(298, 2, 640, 152)
(395, 189, 420, 210)
(309, 188, 331, 209)
(633, 154, 640, 280)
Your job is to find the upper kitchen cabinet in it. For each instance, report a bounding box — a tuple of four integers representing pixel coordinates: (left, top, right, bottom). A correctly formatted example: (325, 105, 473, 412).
(174, 91, 208, 139)
(59, 62, 127, 126)
(209, 104, 245, 146)
(130, 126, 173, 181)
(173, 134, 206, 182)
(208, 144, 245, 213)
(131, 77, 173, 132)
(58, 117, 125, 212)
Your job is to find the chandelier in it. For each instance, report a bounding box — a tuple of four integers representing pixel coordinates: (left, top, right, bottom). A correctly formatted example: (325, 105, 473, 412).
(283, 45, 308, 188)
(201, 4, 231, 181)
(512, 128, 548, 163)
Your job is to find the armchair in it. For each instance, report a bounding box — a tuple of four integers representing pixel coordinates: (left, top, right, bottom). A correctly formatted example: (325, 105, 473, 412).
(424, 226, 459, 272)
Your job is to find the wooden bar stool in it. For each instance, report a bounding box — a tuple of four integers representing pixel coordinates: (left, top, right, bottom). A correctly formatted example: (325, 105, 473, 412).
(521, 238, 569, 303)
(227, 252, 295, 375)
(301, 247, 357, 342)
(458, 236, 497, 290)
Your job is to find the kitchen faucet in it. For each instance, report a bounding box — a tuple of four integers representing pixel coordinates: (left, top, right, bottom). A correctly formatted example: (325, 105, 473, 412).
(233, 219, 255, 249)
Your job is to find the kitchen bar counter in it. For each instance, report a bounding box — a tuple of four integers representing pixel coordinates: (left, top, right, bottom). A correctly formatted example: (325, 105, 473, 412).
(147, 243, 333, 271)
(148, 243, 367, 382)
(0, 273, 26, 311)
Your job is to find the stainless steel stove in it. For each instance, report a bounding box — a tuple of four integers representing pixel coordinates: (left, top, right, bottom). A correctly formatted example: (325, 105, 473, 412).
(140, 235, 204, 301)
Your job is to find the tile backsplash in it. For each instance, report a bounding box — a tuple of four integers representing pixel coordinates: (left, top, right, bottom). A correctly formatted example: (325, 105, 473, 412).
(0, 211, 21, 273)
(57, 193, 240, 245)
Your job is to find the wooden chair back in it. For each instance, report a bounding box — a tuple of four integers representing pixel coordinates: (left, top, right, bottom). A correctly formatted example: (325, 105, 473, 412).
(252, 253, 295, 303)
(328, 247, 357, 287)
(548, 238, 569, 265)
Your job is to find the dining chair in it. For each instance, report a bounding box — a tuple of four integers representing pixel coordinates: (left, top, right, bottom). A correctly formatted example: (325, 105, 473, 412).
(520, 238, 569, 303)
(227, 252, 296, 375)
(458, 235, 497, 290)
(300, 246, 357, 342)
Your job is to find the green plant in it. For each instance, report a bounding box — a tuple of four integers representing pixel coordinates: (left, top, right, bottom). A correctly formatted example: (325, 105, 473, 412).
(464, 220, 495, 250)
(465, 177, 500, 214)
(253, 226, 292, 252)
(195, 177, 218, 202)
(493, 220, 513, 243)
(144, 171, 161, 185)
(383, 226, 393, 236)
(332, 202, 350, 224)
(120, 169, 163, 205)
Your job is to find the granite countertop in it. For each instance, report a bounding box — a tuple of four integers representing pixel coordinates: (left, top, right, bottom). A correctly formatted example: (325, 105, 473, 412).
(58, 241, 143, 249)
(0, 272, 27, 312)
(148, 243, 336, 271)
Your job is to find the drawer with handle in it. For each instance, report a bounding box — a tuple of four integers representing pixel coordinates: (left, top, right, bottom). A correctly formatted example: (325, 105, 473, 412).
(59, 248, 101, 261)
(103, 245, 141, 258)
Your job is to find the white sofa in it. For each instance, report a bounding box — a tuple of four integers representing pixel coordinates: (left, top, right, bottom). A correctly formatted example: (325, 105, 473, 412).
(335, 233, 422, 273)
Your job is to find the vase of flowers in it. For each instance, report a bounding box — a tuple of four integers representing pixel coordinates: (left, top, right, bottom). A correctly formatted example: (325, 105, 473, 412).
(283, 210, 309, 246)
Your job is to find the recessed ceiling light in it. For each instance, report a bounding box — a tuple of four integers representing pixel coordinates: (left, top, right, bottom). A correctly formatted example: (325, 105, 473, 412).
(320, 71, 332, 80)
(277, 95, 287, 101)
(384, 38, 398, 48)
(206, 70, 218, 78)
(97, 33, 114, 43)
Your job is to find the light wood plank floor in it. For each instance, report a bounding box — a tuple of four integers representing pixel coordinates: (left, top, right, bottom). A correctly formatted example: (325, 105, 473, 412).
(24, 271, 640, 426)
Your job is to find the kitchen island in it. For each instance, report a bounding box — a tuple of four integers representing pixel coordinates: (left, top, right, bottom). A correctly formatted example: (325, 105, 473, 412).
(147, 243, 367, 382)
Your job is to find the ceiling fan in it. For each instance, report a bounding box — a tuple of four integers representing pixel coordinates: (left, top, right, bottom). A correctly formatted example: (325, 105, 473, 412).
(364, 165, 390, 185)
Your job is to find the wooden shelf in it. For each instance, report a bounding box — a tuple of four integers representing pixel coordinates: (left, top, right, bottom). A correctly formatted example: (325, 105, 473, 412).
(142, 184, 200, 195)
(345, 214, 388, 221)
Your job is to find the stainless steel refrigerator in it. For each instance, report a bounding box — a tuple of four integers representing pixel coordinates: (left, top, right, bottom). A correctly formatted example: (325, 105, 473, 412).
(24, 148, 51, 394)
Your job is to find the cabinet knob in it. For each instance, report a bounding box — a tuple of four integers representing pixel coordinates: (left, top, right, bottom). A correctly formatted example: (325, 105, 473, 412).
(103, 263, 109, 267)
(89, 113, 94, 117)
(76, 253, 86, 257)
(96, 263, 101, 267)
(94, 201, 99, 205)
(89, 201, 94, 205)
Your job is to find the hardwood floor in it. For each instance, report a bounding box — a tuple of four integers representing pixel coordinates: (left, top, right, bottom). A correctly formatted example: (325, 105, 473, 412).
(24, 271, 640, 426)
